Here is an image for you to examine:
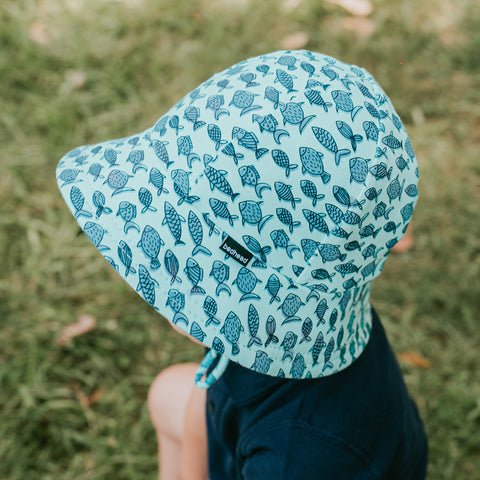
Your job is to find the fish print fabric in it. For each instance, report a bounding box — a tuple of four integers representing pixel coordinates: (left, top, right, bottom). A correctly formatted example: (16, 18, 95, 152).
(57, 50, 418, 383)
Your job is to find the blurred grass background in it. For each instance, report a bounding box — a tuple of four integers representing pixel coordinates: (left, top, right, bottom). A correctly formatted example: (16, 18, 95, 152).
(1, 0, 479, 478)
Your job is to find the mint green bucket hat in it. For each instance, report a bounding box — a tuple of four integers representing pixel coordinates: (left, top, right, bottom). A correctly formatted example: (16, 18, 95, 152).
(57, 50, 418, 387)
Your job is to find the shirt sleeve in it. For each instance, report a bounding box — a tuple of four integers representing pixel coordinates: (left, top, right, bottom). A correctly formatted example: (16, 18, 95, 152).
(239, 420, 381, 480)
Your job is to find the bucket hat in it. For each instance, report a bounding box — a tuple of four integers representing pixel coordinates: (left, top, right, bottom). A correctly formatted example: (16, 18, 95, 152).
(56, 50, 418, 387)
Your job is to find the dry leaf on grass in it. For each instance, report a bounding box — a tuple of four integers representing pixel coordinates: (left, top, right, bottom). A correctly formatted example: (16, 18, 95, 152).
(72, 383, 102, 408)
(60, 69, 87, 94)
(56, 314, 96, 346)
(328, 0, 373, 17)
(281, 32, 310, 50)
(398, 351, 431, 369)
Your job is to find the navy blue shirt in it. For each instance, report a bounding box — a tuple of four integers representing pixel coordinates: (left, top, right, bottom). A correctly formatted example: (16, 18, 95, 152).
(206, 307, 428, 479)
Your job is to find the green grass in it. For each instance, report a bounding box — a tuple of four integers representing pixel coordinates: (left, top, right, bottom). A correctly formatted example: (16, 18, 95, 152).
(1, 0, 479, 478)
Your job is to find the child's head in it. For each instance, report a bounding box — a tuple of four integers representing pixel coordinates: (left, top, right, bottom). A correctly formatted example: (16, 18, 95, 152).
(57, 50, 418, 385)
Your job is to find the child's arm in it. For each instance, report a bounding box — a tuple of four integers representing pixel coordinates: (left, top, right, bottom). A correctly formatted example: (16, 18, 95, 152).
(179, 385, 208, 480)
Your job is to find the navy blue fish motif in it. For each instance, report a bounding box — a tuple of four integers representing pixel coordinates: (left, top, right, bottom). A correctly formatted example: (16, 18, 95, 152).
(92, 191, 112, 218)
(103, 148, 119, 167)
(311, 268, 335, 282)
(290, 353, 306, 379)
(275, 69, 297, 93)
(361, 260, 377, 279)
(251, 351, 273, 374)
(405, 138, 415, 159)
(232, 127, 268, 159)
(189, 88, 206, 105)
(355, 81, 375, 100)
(190, 322, 206, 342)
(306, 79, 329, 90)
(221, 142, 244, 165)
(300, 238, 319, 263)
(239, 200, 273, 233)
(362, 121, 380, 142)
(339, 290, 351, 319)
(202, 212, 220, 237)
(171, 169, 200, 205)
(209, 260, 231, 296)
(401, 203, 414, 222)
(276, 207, 300, 233)
(233, 267, 261, 302)
(240, 72, 260, 88)
(149, 168, 169, 196)
(90, 145, 102, 155)
(314, 299, 328, 326)
(387, 176, 405, 203)
(311, 331, 326, 364)
(153, 116, 168, 135)
(203, 295, 220, 326)
(345, 240, 363, 251)
(300, 179, 325, 207)
(207, 124, 228, 151)
(163, 201, 186, 245)
(265, 273, 282, 304)
(265, 315, 279, 347)
(184, 257, 205, 294)
(183, 106, 206, 130)
(256, 64, 271, 76)
(118, 240, 136, 277)
(280, 102, 315, 134)
(300, 317, 313, 344)
(349, 157, 370, 185)
(333, 185, 365, 210)
(302, 209, 329, 235)
(168, 115, 184, 135)
(364, 101, 388, 123)
(300, 61, 317, 77)
(395, 155, 409, 171)
(103, 169, 134, 196)
(311, 126, 351, 166)
(206, 95, 230, 120)
(70, 186, 92, 219)
(187, 211, 211, 256)
(334, 260, 359, 278)
(325, 203, 344, 225)
(242, 235, 271, 263)
(382, 131, 402, 152)
(281, 331, 298, 360)
(331, 90, 362, 121)
(229, 90, 261, 116)
(270, 229, 300, 258)
(317, 243, 346, 263)
(177, 135, 200, 168)
(87, 163, 103, 182)
(247, 304, 262, 347)
(279, 293, 304, 324)
(359, 223, 381, 239)
(364, 187, 382, 202)
(278, 55, 297, 70)
(204, 165, 239, 201)
(145, 134, 173, 168)
(216, 79, 232, 91)
(238, 165, 271, 198)
(84, 221, 109, 251)
(343, 210, 368, 227)
(323, 337, 335, 372)
(299, 147, 331, 184)
(136, 265, 159, 307)
(271, 149, 298, 178)
(274, 181, 300, 209)
(116, 201, 139, 233)
(137, 225, 164, 269)
(383, 221, 401, 234)
(327, 309, 338, 333)
(321, 64, 338, 81)
(126, 150, 146, 174)
(209, 198, 238, 226)
(304, 89, 332, 112)
(391, 113, 402, 131)
(138, 187, 157, 213)
(253, 114, 290, 144)
(372, 201, 393, 220)
(164, 249, 181, 284)
(336, 120, 363, 152)
(221, 311, 244, 354)
(369, 162, 392, 181)
(264, 86, 280, 109)
(166, 289, 188, 326)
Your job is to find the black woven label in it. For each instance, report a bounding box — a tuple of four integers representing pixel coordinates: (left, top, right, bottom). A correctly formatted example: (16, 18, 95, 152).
(220, 236, 253, 266)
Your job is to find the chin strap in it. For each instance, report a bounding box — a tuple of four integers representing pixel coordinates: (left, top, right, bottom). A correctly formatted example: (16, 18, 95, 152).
(195, 349, 230, 389)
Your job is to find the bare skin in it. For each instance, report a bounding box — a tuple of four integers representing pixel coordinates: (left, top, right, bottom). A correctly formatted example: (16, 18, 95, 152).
(148, 363, 208, 480)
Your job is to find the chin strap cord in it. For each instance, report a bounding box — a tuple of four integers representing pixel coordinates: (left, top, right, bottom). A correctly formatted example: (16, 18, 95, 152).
(195, 349, 230, 389)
